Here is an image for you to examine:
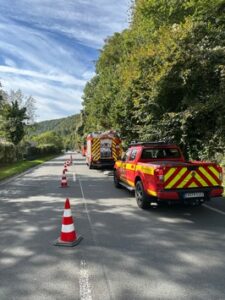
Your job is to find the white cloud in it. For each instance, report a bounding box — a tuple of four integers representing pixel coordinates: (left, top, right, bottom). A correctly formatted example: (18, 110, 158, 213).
(4, 58, 16, 67)
(82, 70, 96, 81)
(0, 0, 130, 121)
(0, 66, 86, 86)
(1, 75, 83, 121)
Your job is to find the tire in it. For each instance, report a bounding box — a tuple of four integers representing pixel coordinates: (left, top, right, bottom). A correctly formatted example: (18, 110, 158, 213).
(135, 180, 150, 209)
(113, 170, 121, 188)
(89, 163, 93, 169)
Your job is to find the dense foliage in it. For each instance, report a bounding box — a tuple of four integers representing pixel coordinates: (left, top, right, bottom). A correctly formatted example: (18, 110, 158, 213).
(27, 114, 82, 150)
(0, 141, 17, 163)
(82, 0, 225, 161)
(0, 88, 36, 144)
(1, 100, 28, 145)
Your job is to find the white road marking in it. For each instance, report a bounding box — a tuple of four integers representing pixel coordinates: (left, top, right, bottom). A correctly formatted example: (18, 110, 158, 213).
(73, 172, 76, 182)
(79, 260, 92, 300)
(203, 204, 225, 216)
(78, 176, 113, 299)
(78, 179, 96, 243)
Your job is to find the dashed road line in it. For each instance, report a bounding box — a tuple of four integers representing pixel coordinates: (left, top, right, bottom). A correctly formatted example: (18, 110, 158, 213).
(79, 260, 92, 300)
(203, 204, 225, 216)
(78, 175, 113, 300)
(73, 172, 76, 182)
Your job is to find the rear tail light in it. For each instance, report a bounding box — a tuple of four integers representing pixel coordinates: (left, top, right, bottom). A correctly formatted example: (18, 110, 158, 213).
(155, 168, 164, 183)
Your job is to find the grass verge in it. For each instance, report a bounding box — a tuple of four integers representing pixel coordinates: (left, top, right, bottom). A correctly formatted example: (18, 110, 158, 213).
(0, 154, 59, 181)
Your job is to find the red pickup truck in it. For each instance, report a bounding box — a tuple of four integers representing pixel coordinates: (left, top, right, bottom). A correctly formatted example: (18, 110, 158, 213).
(114, 142, 224, 209)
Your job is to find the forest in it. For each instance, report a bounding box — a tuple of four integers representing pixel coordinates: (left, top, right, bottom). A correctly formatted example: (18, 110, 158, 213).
(81, 0, 225, 162)
(27, 114, 81, 150)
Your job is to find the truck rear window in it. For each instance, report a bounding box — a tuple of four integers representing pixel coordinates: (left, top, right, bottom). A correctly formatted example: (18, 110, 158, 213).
(141, 148, 181, 159)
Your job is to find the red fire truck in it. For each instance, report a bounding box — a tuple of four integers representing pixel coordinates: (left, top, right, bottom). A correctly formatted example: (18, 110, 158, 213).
(86, 130, 122, 169)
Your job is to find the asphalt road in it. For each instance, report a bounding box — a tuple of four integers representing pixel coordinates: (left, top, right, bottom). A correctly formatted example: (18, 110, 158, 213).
(0, 153, 225, 300)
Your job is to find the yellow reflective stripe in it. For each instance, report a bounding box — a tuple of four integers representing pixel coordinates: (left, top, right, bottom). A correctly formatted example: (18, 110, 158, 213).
(208, 166, 219, 179)
(127, 179, 135, 187)
(189, 182, 198, 188)
(112, 146, 117, 160)
(93, 152, 100, 160)
(194, 173, 208, 187)
(136, 165, 154, 175)
(166, 168, 187, 189)
(93, 145, 100, 149)
(147, 189, 157, 196)
(176, 172, 192, 188)
(92, 144, 100, 151)
(164, 168, 177, 182)
(92, 149, 100, 154)
(92, 139, 100, 160)
(115, 161, 122, 167)
(126, 163, 135, 171)
(199, 167, 217, 186)
(92, 139, 99, 144)
(121, 177, 135, 187)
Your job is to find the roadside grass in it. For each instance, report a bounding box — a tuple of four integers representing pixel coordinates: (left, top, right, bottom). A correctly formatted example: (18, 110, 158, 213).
(0, 155, 59, 181)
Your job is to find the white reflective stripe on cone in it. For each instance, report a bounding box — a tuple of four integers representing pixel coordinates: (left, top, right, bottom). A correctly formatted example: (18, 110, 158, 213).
(63, 209, 72, 217)
(61, 224, 75, 233)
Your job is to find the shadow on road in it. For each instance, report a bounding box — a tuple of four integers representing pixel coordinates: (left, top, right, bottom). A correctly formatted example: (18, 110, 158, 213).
(0, 154, 225, 300)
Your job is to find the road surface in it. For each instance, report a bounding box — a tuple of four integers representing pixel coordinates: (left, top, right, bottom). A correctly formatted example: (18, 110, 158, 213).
(0, 153, 225, 300)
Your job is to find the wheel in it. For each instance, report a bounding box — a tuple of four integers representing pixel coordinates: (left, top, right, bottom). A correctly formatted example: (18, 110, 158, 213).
(113, 170, 121, 188)
(89, 163, 93, 169)
(135, 180, 150, 209)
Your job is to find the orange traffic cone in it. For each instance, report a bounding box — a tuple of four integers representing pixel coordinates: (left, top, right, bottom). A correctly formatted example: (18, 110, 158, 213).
(66, 160, 70, 166)
(63, 163, 68, 172)
(54, 198, 83, 247)
(61, 174, 68, 187)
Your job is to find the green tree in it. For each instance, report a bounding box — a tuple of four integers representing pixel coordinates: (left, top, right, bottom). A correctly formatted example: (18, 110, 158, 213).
(2, 100, 28, 145)
(7, 90, 36, 124)
(81, 0, 225, 160)
(32, 131, 63, 149)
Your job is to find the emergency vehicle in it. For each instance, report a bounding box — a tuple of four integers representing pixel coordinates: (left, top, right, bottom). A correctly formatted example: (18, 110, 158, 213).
(114, 142, 224, 209)
(86, 130, 122, 169)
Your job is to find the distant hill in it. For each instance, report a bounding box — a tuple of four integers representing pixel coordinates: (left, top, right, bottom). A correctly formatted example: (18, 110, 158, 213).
(27, 114, 82, 149)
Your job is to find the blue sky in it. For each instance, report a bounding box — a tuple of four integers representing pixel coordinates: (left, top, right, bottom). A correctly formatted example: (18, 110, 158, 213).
(0, 0, 130, 121)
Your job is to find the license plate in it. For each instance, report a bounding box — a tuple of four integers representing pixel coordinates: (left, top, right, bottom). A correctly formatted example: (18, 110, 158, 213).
(184, 192, 204, 199)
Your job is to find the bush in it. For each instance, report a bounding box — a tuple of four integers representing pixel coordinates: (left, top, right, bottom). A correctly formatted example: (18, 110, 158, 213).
(38, 144, 61, 155)
(23, 143, 61, 160)
(0, 141, 17, 163)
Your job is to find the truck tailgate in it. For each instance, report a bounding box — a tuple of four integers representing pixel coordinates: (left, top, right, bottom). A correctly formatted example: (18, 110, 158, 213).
(164, 164, 221, 189)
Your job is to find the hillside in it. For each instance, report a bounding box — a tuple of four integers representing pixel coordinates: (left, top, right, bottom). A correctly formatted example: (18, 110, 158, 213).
(27, 114, 81, 149)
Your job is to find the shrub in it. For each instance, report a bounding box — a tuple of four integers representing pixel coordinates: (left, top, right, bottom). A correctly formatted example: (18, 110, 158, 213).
(0, 141, 17, 163)
(38, 144, 61, 155)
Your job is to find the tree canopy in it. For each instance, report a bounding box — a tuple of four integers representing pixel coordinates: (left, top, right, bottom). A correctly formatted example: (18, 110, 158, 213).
(0, 87, 37, 145)
(81, 0, 225, 160)
(1, 100, 28, 145)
